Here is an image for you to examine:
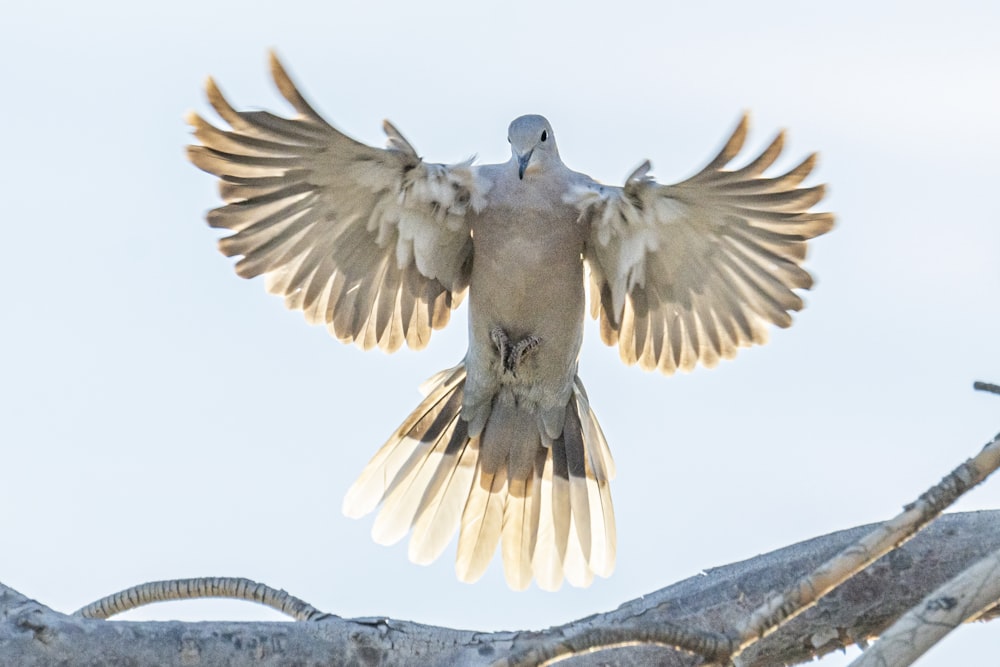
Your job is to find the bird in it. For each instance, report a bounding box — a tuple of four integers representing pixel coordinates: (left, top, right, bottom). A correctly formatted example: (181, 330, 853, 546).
(186, 52, 834, 592)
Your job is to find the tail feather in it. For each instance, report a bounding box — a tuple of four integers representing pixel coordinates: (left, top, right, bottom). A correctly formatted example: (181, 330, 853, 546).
(575, 387, 616, 577)
(595, 480, 616, 577)
(549, 430, 572, 579)
(501, 478, 528, 589)
(564, 514, 595, 588)
(418, 365, 463, 396)
(409, 422, 477, 565)
(526, 445, 546, 565)
(455, 463, 507, 583)
(342, 365, 466, 518)
(563, 407, 593, 567)
(371, 403, 462, 545)
(344, 362, 617, 590)
(584, 463, 615, 578)
(502, 443, 548, 590)
(531, 449, 561, 591)
(575, 377, 617, 480)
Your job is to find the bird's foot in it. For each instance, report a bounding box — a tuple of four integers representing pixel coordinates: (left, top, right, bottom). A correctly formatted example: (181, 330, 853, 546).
(491, 326, 541, 375)
(509, 336, 541, 373)
(490, 326, 510, 363)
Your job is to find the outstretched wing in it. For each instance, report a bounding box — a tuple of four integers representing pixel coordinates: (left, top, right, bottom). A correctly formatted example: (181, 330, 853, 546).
(187, 53, 483, 353)
(572, 115, 834, 374)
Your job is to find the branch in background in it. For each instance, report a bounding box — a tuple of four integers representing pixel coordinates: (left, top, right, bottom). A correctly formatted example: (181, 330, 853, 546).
(974, 381, 1000, 396)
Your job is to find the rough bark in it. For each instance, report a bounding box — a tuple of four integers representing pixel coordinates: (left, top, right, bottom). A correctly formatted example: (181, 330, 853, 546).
(2, 511, 998, 666)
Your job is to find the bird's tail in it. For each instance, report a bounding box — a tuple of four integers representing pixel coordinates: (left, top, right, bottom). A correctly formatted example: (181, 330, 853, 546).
(342, 362, 616, 591)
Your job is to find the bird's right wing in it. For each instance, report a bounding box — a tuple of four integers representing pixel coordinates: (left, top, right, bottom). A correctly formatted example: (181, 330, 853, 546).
(187, 53, 483, 352)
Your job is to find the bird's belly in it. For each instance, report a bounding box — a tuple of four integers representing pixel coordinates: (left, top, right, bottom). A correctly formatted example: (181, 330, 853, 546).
(470, 236, 583, 337)
(465, 225, 585, 407)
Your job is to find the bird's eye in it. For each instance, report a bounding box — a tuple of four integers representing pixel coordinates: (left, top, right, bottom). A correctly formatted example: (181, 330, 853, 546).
(540, 130, 548, 142)
(507, 137, 511, 143)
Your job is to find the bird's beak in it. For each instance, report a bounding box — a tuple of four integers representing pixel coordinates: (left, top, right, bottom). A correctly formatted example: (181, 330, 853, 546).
(517, 150, 533, 180)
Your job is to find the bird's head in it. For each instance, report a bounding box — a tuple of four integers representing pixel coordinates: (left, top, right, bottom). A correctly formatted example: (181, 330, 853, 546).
(508, 115, 558, 180)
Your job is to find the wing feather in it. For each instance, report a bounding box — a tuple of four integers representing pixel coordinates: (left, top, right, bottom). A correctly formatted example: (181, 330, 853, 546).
(575, 114, 833, 374)
(188, 53, 483, 353)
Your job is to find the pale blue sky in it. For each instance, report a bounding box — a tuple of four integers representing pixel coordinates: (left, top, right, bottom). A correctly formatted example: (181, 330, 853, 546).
(2, 2, 999, 664)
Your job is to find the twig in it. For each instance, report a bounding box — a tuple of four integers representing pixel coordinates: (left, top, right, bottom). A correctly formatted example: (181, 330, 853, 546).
(73, 577, 326, 621)
(974, 381, 1000, 396)
(497, 623, 734, 667)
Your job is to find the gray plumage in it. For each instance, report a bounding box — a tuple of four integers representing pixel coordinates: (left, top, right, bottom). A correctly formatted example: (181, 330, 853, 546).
(187, 53, 833, 591)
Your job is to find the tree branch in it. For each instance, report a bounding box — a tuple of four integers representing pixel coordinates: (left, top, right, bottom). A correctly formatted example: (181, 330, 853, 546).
(850, 546, 1000, 666)
(73, 577, 326, 622)
(731, 430, 1000, 655)
(502, 430, 1000, 665)
(6, 385, 997, 665)
(974, 381, 1000, 396)
(3, 511, 999, 666)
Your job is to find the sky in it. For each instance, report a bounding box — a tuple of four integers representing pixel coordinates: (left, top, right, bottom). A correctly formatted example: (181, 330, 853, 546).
(2, 2, 999, 665)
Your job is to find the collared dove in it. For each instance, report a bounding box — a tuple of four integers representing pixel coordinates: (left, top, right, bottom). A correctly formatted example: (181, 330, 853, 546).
(187, 53, 834, 592)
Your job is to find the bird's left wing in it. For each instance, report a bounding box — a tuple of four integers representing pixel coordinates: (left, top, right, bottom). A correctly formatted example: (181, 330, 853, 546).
(187, 53, 483, 353)
(570, 115, 834, 374)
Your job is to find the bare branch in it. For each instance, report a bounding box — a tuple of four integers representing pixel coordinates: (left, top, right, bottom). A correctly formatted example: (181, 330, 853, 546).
(974, 381, 1000, 396)
(496, 624, 734, 667)
(3, 511, 999, 665)
(73, 576, 326, 622)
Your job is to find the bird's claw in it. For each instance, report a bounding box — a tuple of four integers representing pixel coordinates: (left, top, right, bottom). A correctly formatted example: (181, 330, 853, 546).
(491, 327, 540, 375)
(509, 336, 540, 372)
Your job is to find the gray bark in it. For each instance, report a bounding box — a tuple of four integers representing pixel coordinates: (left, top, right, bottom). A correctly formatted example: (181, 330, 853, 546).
(2, 511, 998, 666)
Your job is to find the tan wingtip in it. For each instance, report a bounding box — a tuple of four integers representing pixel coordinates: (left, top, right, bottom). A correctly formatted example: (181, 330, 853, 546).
(382, 119, 418, 157)
(267, 49, 284, 76)
(202, 76, 234, 120)
(704, 111, 751, 171)
(203, 75, 220, 98)
(268, 49, 293, 93)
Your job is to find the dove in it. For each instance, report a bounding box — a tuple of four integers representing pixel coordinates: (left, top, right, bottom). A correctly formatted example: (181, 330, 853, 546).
(186, 52, 833, 591)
